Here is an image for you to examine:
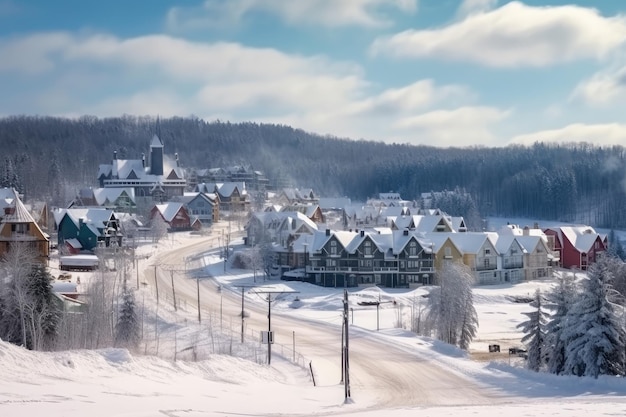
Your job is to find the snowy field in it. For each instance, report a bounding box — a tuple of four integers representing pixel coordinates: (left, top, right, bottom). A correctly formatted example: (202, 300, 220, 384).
(2, 224, 626, 416)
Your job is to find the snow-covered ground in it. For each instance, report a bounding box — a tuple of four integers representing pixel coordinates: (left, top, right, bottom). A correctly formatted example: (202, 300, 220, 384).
(3, 225, 626, 416)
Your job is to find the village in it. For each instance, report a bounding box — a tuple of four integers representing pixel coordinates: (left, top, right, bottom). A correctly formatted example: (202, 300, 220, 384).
(0, 135, 609, 307)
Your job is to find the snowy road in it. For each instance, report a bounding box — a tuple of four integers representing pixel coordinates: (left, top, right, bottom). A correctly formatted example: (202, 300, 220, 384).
(149, 230, 509, 410)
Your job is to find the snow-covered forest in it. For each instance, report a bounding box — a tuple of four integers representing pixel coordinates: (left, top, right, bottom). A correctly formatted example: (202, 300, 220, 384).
(1, 115, 626, 227)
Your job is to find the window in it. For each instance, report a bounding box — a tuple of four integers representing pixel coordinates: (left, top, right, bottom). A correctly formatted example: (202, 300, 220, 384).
(364, 241, 372, 256)
(484, 258, 490, 269)
(444, 247, 452, 257)
(485, 249, 491, 255)
(409, 241, 417, 256)
(330, 240, 337, 255)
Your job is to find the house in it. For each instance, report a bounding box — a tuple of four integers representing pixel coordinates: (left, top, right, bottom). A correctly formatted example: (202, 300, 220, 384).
(195, 182, 248, 213)
(273, 188, 319, 206)
(389, 214, 457, 233)
(303, 228, 434, 288)
(53, 208, 122, 252)
(446, 233, 499, 285)
(151, 202, 191, 231)
(97, 135, 186, 201)
(245, 211, 318, 247)
(0, 191, 50, 261)
(92, 188, 136, 211)
(281, 204, 324, 223)
(176, 192, 219, 226)
(543, 226, 607, 270)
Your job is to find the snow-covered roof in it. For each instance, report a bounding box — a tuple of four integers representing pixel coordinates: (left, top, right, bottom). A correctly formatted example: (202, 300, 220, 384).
(93, 187, 135, 206)
(155, 202, 184, 222)
(1, 192, 36, 224)
(560, 226, 601, 252)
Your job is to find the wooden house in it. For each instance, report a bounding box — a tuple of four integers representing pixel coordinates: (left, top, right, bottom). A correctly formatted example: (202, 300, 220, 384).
(53, 208, 122, 252)
(151, 203, 191, 231)
(543, 226, 607, 270)
(0, 192, 49, 261)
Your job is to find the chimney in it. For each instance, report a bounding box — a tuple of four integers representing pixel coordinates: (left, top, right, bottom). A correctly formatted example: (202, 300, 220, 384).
(142, 153, 145, 167)
(360, 230, 365, 237)
(523, 226, 530, 236)
(175, 153, 179, 167)
(113, 150, 117, 160)
(325, 229, 330, 236)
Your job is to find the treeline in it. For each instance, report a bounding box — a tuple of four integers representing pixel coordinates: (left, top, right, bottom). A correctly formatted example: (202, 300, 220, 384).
(1, 115, 625, 227)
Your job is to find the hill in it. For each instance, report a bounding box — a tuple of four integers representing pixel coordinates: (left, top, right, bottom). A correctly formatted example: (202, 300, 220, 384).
(1, 115, 625, 228)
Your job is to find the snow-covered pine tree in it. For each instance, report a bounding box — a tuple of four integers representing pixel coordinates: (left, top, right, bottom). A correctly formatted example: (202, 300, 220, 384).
(561, 257, 626, 378)
(115, 289, 140, 349)
(26, 264, 60, 350)
(517, 288, 548, 371)
(544, 272, 577, 375)
(426, 262, 478, 349)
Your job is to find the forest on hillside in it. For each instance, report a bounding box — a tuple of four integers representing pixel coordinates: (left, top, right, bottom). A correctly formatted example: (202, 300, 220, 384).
(1, 115, 625, 228)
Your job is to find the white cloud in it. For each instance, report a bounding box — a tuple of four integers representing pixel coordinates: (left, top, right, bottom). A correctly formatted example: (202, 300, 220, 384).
(0, 31, 481, 146)
(456, 0, 497, 17)
(371, 1, 626, 67)
(166, 0, 418, 31)
(570, 65, 626, 106)
(391, 106, 510, 147)
(509, 123, 626, 146)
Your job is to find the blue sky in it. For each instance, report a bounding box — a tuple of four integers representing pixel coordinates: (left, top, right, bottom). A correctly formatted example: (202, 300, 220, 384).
(1, 0, 626, 147)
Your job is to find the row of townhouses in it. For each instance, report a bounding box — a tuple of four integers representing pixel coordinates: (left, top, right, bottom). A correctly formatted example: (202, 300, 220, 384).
(246, 207, 608, 288)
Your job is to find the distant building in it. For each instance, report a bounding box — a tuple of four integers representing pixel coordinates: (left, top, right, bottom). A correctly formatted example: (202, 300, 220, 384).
(97, 135, 186, 202)
(0, 191, 50, 261)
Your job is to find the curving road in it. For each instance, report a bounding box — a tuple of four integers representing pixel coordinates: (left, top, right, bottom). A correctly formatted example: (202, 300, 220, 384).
(147, 226, 509, 410)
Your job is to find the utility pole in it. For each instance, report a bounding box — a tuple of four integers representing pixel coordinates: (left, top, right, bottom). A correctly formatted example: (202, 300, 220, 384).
(343, 288, 351, 400)
(196, 275, 201, 323)
(236, 285, 257, 343)
(254, 289, 298, 365)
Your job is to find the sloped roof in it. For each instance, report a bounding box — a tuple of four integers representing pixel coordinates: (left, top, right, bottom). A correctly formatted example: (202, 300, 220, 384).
(217, 182, 247, 197)
(515, 235, 543, 254)
(150, 134, 163, 147)
(446, 232, 494, 255)
(93, 187, 136, 206)
(55, 208, 116, 232)
(2, 192, 36, 224)
(155, 202, 184, 222)
(278, 211, 318, 232)
(560, 226, 601, 253)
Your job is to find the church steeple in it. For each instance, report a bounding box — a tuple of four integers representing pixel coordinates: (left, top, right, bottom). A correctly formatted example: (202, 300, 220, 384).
(149, 134, 164, 176)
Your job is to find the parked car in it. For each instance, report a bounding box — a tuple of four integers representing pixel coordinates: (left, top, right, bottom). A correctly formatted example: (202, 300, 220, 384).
(509, 347, 528, 358)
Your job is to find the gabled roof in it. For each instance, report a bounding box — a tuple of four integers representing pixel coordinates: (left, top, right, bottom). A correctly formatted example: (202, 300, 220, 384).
(559, 226, 602, 253)
(446, 232, 495, 255)
(54, 208, 116, 233)
(2, 192, 36, 224)
(93, 187, 136, 206)
(154, 202, 185, 222)
(278, 211, 318, 233)
(179, 192, 216, 205)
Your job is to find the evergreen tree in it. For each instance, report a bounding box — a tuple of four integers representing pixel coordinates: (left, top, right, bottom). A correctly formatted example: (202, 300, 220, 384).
(544, 273, 577, 375)
(115, 289, 140, 349)
(26, 264, 60, 350)
(561, 257, 625, 377)
(426, 262, 478, 349)
(517, 288, 548, 371)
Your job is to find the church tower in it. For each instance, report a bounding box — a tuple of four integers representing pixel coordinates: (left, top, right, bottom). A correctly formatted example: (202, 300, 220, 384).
(149, 134, 164, 176)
